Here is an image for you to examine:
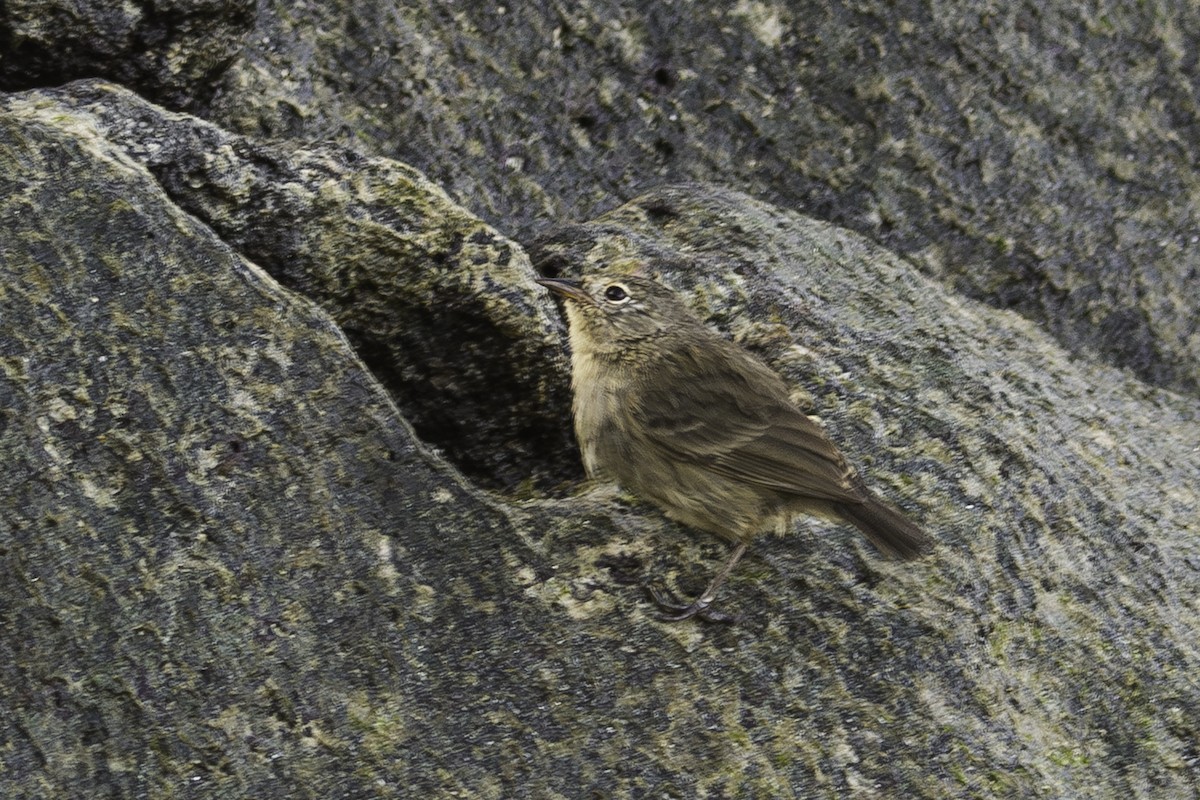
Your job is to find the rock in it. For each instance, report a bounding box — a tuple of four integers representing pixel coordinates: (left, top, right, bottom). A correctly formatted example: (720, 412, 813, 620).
(533, 184, 1200, 796)
(3, 85, 1198, 796)
(9, 80, 578, 493)
(0, 0, 255, 109)
(207, 1, 1200, 394)
(0, 85, 573, 798)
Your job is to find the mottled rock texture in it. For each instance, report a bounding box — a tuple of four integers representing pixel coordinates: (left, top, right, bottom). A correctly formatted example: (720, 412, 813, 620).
(209, 0, 1200, 395)
(1, 1, 1199, 798)
(0, 0, 255, 109)
(9, 81, 576, 493)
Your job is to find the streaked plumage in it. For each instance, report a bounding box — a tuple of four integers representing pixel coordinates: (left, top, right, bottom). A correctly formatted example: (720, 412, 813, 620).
(539, 272, 933, 621)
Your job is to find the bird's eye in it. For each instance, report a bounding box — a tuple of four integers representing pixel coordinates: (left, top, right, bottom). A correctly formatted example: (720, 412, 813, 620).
(603, 284, 630, 303)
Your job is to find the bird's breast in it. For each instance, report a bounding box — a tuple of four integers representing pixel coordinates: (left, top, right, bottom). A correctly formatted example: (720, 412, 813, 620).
(569, 350, 635, 478)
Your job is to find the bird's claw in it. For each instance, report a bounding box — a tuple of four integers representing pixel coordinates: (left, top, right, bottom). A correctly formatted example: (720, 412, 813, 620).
(644, 583, 740, 624)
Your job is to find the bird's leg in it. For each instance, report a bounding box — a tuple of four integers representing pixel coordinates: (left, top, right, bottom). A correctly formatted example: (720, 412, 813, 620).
(647, 541, 748, 623)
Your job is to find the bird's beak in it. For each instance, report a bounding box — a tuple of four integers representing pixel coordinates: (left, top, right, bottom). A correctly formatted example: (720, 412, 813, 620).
(536, 276, 594, 305)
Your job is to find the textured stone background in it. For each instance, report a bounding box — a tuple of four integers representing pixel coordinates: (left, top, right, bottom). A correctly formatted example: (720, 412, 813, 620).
(1, 2, 1198, 798)
(204, 0, 1200, 395)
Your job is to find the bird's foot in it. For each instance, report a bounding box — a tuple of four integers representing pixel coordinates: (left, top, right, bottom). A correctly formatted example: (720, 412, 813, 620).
(645, 583, 740, 624)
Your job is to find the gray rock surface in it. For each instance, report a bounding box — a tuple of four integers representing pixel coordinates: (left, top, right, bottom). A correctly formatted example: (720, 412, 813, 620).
(0, 0, 255, 108)
(11, 81, 577, 493)
(1, 1, 1199, 797)
(209, 0, 1200, 394)
(3, 87, 1198, 797)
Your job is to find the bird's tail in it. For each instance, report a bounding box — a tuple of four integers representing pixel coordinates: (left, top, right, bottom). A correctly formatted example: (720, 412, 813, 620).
(833, 493, 934, 561)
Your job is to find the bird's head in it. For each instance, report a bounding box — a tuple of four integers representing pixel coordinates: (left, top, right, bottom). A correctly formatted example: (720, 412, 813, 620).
(537, 273, 700, 354)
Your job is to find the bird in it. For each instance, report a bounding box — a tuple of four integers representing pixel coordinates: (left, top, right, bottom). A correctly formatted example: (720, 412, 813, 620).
(537, 271, 933, 622)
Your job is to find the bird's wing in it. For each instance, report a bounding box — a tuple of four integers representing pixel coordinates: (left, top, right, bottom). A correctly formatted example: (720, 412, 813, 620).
(632, 342, 862, 504)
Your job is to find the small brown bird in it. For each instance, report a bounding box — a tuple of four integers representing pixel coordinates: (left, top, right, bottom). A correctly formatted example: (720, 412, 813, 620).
(538, 272, 933, 622)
